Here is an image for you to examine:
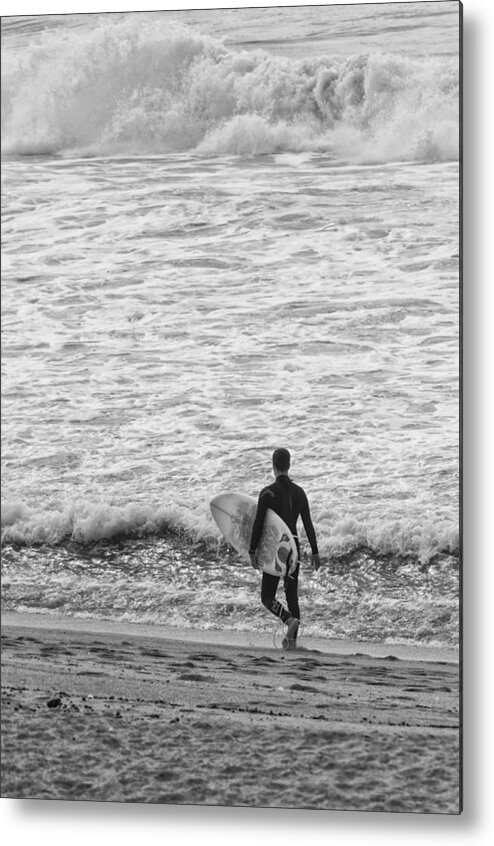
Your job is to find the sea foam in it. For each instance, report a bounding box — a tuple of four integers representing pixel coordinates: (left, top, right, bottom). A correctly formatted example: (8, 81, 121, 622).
(1, 15, 459, 163)
(1, 496, 459, 566)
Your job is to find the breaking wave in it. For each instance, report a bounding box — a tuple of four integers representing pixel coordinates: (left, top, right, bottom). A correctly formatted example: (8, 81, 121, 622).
(1, 496, 459, 567)
(1, 15, 459, 162)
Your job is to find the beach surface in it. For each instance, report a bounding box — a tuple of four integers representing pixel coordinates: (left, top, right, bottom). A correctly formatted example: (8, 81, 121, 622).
(1, 614, 460, 813)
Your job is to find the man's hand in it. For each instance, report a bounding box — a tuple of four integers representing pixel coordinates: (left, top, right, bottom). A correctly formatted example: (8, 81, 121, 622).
(311, 553, 321, 571)
(249, 552, 259, 571)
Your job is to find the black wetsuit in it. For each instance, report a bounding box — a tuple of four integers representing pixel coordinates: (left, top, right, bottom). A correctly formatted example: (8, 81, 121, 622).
(249, 474, 318, 625)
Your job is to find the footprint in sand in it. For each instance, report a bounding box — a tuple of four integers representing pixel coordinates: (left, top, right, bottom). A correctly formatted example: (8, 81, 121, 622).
(140, 648, 170, 659)
(177, 673, 216, 683)
(188, 652, 220, 662)
(251, 656, 277, 666)
(290, 683, 321, 693)
(76, 670, 106, 677)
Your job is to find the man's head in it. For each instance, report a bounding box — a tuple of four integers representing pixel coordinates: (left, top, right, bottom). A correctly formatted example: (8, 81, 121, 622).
(272, 448, 291, 475)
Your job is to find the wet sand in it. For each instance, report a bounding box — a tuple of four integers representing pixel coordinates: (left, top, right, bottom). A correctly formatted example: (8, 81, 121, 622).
(1, 614, 460, 813)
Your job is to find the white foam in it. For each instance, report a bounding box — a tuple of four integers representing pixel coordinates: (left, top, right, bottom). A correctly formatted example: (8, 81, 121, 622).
(1, 496, 458, 564)
(2, 17, 459, 163)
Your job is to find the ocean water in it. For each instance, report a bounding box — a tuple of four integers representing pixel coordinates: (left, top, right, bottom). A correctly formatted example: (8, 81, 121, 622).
(1, 3, 460, 650)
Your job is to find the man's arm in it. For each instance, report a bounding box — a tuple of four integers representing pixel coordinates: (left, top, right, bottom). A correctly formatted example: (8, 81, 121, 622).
(300, 491, 321, 569)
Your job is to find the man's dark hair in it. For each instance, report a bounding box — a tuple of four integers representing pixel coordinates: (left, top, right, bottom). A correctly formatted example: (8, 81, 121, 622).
(272, 448, 291, 473)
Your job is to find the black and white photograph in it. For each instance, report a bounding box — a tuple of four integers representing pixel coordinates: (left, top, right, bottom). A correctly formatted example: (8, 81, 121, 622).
(2, 0, 461, 816)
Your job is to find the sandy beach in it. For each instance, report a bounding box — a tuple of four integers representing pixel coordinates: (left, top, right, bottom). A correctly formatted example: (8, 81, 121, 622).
(1, 614, 460, 813)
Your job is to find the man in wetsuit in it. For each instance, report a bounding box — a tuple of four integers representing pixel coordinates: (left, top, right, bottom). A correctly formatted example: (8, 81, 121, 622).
(249, 448, 320, 649)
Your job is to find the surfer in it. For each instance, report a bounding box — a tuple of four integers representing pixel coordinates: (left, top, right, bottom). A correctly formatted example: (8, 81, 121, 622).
(249, 448, 320, 649)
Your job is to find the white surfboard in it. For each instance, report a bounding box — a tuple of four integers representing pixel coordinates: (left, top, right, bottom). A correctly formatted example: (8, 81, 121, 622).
(210, 492, 298, 577)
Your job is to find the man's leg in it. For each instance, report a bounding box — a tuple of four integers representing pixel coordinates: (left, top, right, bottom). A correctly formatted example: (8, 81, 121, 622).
(283, 566, 300, 647)
(261, 572, 291, 622)
(284, 565, 300, 622)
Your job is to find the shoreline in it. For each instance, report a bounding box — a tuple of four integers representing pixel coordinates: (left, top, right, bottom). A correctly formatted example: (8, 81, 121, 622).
(1, 611, 460, 812)
(1, 611, 459, 665)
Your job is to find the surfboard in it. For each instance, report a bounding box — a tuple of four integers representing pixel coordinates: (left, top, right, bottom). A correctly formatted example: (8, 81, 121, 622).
(210, 492, 298, 577)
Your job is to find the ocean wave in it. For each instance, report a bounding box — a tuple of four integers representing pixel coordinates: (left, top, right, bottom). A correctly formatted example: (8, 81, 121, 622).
(1, 15, 458, 162)
(0, 498, 201, 545)
(1, 496, 459, 566)
(1, 528, 459, 648)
